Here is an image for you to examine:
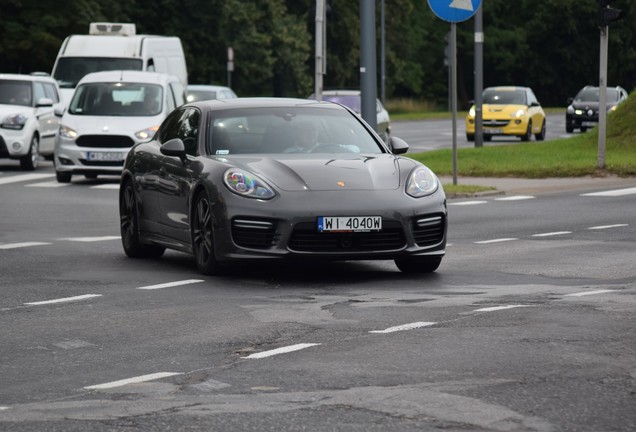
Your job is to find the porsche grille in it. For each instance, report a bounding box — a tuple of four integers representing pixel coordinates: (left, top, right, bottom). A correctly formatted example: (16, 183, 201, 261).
(232, 218, 278, 249)
(289, 221, 406, 252)
(412, 215, 445, 247)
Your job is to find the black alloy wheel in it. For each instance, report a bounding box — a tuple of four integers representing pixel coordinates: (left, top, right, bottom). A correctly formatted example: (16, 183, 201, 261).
(192, 192, 223, 275)
(120, 180, 165, 258)
(394, 256, 442, 273)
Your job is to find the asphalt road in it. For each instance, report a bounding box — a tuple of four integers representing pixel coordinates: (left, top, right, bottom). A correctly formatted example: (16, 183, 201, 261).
(1, 161, 635, 431)
(391, 113, 572, 153)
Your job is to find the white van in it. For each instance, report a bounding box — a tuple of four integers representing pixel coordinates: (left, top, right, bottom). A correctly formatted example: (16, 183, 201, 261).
(51, 22, 188, 105)
(54, 70, 185, 182)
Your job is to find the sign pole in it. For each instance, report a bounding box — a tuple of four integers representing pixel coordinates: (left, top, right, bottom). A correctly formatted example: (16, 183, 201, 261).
(450, 22, 458, 186)
(597, 26, 608, 169)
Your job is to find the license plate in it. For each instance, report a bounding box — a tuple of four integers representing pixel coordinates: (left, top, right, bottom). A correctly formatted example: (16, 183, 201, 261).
(86, 151, 124, 161)
(318, 216, 382, 232)
(484, 129, 503, 135)
(581, 121, 596, 127)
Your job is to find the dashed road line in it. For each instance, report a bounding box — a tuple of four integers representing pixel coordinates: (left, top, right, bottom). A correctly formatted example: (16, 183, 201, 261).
(243, 343, 321, 359)
(588, 224, 628, 230)
(473, 305, 533, 312)
(369, 322, 436, 334)
(58, 236, 121, 242)
(448, 200, 488, 206)
(0, 242, 52, 250)
(90, 184, 119, 190)
(0, 173, 54, 185)
(532, 231, 572, 237)
(565, 290, 619, 297)
(581, 187, 636, 197)
(24, 294, 102, 306)
(137, 279, 205, 290)
(495, 195, 535, 201)
(474, 238, 518, 244)
(84, 372, 182, 390)
(25, 181, 69, 188)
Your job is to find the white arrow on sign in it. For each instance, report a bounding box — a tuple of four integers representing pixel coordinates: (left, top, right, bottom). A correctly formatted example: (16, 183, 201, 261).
(449, 0, 474, 11)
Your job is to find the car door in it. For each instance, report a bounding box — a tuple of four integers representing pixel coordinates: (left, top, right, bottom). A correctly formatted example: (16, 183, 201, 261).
(526, 89, 544, 133)
(40, 82, 63, 154)
(156, 107, 201, 244)
(32, 81, 57, 153)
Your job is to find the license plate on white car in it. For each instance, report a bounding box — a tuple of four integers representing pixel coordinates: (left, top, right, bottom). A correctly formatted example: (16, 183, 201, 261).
(318, 216, 382, 232)
(86, 151, 124, 161)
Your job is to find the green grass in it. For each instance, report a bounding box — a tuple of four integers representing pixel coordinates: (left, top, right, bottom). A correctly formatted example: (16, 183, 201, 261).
(403, 94, 636, 178)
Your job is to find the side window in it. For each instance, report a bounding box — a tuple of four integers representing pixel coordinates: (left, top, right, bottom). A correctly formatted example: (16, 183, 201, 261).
(178, 108, 201, 156)
(43, 83, 60, 103)
(166, 85, 176, 113)
(157, 109, 184, 144)
(33, 82, 47, 103)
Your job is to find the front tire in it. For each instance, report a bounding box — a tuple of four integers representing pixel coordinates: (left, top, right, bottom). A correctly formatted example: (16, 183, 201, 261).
(535, 120, 546, 141)
(521, 121, 532, 142)
(395, 256, 442, 274)
(56, 171, 72, 183)
(192, 192, 224, 275)
(20, 135, 39, 170)
(120, 180, 165, 258)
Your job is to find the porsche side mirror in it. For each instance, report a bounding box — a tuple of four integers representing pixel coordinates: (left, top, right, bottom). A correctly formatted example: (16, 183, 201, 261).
(389, 136, 409, 155)
(160, 138, 187, 162)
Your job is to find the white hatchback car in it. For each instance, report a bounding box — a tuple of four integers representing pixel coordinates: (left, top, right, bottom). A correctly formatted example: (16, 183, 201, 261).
(0, 73, 63, 170)
(54, 70, 185, 182)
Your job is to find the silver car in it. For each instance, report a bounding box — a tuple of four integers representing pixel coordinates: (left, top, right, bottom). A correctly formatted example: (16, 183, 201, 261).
(54, 70, 185, 182)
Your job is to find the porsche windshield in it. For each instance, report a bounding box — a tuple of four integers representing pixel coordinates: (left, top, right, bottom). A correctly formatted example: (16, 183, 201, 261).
(207, 107, 386, 155)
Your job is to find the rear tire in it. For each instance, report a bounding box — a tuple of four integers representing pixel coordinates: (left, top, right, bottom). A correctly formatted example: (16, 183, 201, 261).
(20, 135, 39, 170)
(395, 256, 442, 274)
(192, 192, 224, 275)
(566, 125, 574, 133)
(120, 180, 165, 258)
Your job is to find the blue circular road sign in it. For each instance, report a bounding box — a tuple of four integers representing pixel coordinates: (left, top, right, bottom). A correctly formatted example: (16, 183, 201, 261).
(427, 0, 481, 23)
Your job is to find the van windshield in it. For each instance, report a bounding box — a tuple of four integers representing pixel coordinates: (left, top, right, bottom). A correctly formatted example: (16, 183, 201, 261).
(69, 82, 163, 116)
(53, 57, 143, 88)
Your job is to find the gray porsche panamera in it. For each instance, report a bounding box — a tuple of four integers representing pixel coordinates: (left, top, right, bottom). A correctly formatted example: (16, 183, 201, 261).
(119, 97, 447, 275)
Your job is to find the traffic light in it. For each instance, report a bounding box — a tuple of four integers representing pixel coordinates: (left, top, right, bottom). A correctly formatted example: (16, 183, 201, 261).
(598, 0, 625, 27)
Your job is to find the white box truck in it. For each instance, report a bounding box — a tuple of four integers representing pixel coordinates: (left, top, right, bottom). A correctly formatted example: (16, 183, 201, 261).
(51, 23, 188, 105)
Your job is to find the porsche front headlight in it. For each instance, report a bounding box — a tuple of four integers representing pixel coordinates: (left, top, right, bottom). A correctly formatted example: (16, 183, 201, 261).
(406, 166, 439, 198)
(223, 168, 276, 200)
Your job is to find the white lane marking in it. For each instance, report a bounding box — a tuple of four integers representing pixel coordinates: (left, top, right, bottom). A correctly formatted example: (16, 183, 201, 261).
(91, 184, 120, 189)
(84, 372, 182, 390)
(25, 181, 69, 188)
(588, 224, 628, 230)
(473, 305, 532, 312)
(136, 279, 205, 290)
(24, 294, 102, 306)
(565, 290, 619, 297)
(532, 231, 572, 237)
(0, 242, 52, 250)
(0, 406, 8, 410)
(370, 321, 437, 334)
(243, 343, 321, 359)
(448, 200, 488, 206)
(474, 238, 518, 244)
(581, 187, 636, 197)
(495, 195, 535, 201)
(58, 236, 121, 242)
(0, 173, 54, 185)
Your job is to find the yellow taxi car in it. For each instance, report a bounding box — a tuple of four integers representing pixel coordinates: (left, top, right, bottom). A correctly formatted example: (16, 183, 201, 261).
(466, 86, 546, 142)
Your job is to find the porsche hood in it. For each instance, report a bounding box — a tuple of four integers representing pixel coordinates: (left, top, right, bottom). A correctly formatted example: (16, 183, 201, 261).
(217, 154, 413, 192)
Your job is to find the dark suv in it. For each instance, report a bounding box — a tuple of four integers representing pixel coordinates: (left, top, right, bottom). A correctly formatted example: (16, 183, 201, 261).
(565, 85, 628, 133)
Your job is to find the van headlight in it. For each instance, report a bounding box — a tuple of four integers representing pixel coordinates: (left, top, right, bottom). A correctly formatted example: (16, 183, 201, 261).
(1, 113, 28, 130)
(59, 125, 78, 139)
(135, 126, 159, 140)
(406, 166, 439, 198)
